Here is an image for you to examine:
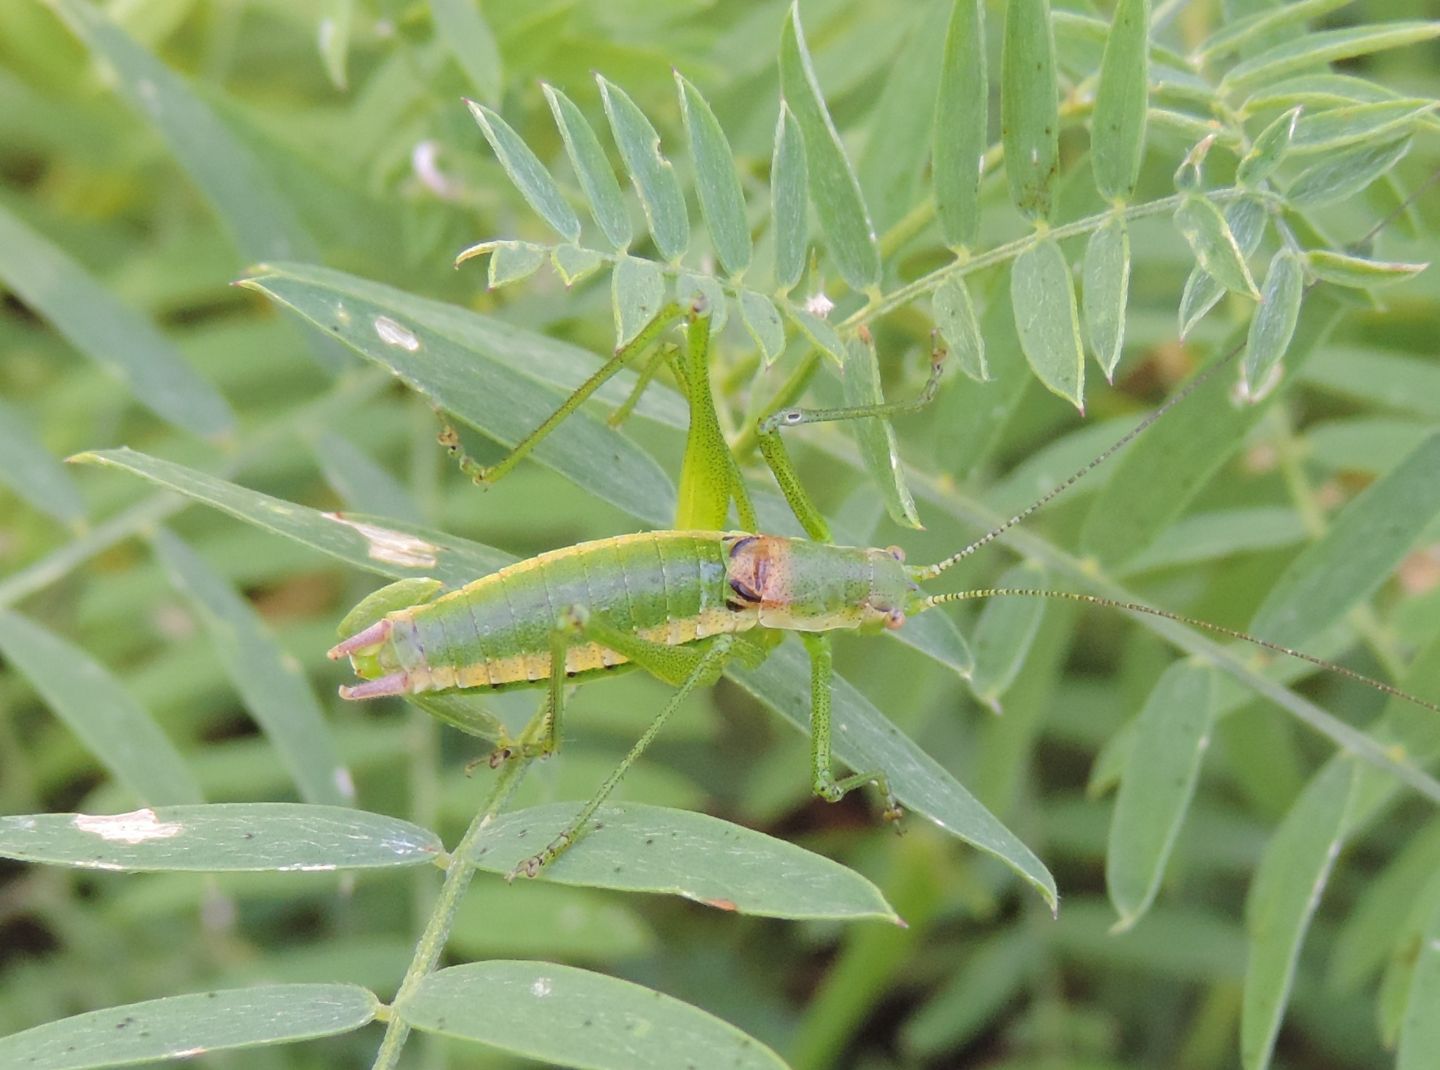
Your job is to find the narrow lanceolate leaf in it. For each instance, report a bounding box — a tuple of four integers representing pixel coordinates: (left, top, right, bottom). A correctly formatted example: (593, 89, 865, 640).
(1001, 0, 1060, 221)
(1237, 106, 1301, 187)
(738, 290, 787, 365)
(0, 609, 201, 806)
(1241, 250, 1304, 398)
(241, 263, 675, 524)
(729, 639, 1058, 912)
(934, 0, 987, 249)
(0, 804, 440, 871)
(466, 803, 897, 921)
(1199, 0, 1358, 63)
(611, 255, 667, 347)
(779, 4, 881, 291)
(770, 103, 808, 292)
(149, 528, 351, 807)
(0, 985, 379, 1070)
(967, 562, 1048, 713)
(430, 0, 502, 103)
(1174, 194, 1261, 298)
(1107, 662, 1216, 930)
(1289, 100, 1435, 155)
(1011, 238, 1086, 409)
(1288, 135, 1411, 207)
(1305, 248, 1428, 289)
(676, 72, 752, 277)
(843, 334, 922, 529)
(1398, 897, 1440, 1070)
(397, 962, 787, 1070)
(1222, 22, 1440, 95)
(71, 448, 513, 588)
(933, 276, 988, 381)
(1091, 0, 1149, 202)
(1248, 430, 1440, 649)
(1082, 213, 1130, 380)
(889, 609, 974, 680)
(0, 204, 233, 439)
(598, 76, 689, 262)
(466, 100, 581, 243)
(544, 84, 631, 251)
(1243, 761, 1357, 1070)
(1179, 196, 1268, 338)
(0, 397, 86, 524)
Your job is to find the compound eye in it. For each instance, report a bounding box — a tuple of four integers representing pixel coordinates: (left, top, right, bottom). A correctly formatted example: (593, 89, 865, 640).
(885, 609, 905, 630)
(886, 545, 905, 562)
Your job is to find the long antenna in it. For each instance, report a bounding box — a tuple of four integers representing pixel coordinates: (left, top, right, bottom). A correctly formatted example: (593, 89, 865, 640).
(925, 588, 1440, 717)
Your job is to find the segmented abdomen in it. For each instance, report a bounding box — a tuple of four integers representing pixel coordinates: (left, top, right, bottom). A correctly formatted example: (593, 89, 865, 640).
(389, 531, 749, 691)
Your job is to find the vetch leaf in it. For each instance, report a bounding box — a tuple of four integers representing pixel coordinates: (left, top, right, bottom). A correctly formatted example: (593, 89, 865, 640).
(770, 103, 808, 292)
(1179, 196, 1267, 338)
(430, 0, 501, 103)
(544, 84, 631, 252)
(1107, 662, 1216, 930)
(1248, 430, 1440, 649)
(1305, 248, 1428, 288)
(1288, 135, 1411, 207)
(0, 608, 201, 806)
(0, 803, 440, 871)
(1222, 22, 1440, 94)
(1288, 100, 1435, 155)
(967, 562, 1049, 713)
(1200, 0, 1359, 63)
(842, 332, 922, 529)
(0, 203, 234, 439)
(552, 244, 607, 286)
(1001, 0, 1060, 221)
(0, 984, 379, 1070)
(149, 528, 350, 807)
(933, 0, 987, 249)
(1011, 237, 1086, 409)
(676, 72, 751, 277)
(0, 397, 86, 524)
(396, 962, 787, 1070)
(484, 240, 547, 288)
(466, 803, 898, 921)
(1237, 105, 1301, 187)
(1091, 0, 1149, 202)
(598, 75, 689, 262)
(888, 607, 974, 680)
(932, 275, 988, 382)
(737, 290, 786, 365)
(1241, 249, 1304, 399)
(1082, 212, 1130, 380)
(1174, 194, 1261, 298)
(728, 639, 1058, 912)
(611, 255, 668, 348)
(785, 305, 847, 366)
(779, 4, 881, 291)
(466, 99, 580, 243)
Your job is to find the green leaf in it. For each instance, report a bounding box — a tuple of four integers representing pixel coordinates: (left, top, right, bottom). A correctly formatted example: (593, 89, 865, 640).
(1242, 761, 1356, 1070)
(1121, 507, 1308, 574)
(397, 962, 786, 1070)
(450, 879, 656, 962)
(728, 639, 1059, 912)
(0, 608, 201, 806)
(466, 99, 581, 243)
(785, 305, 847, 366)
(934, 0, 987, 249)
(1199, 0, 1358, 63)
(597, 75, 689, 262)
(932, 275, 988, 382)
(1082, 212, 1131, 380)
(1397, 892, 1440, 1069)
(611, 255, 668, 348)
(967, 562, 1048, 713)
(466, 803, 898, 921)
(1001, 0, 1060, 221)
(317, 0, 352, 90)
(1179, 196, 1268, 338)
(1011, 237, 1086, 409)
(70, 448, 511, 588)
(430, 0, 502, 103)
(779, 3, 881, 291)
(1091, 0, 1149, 202)
(0, 397, 86, 524)
(0, 203, 234, 439)
(149, 528, 350, 807)
(1174, 194, 1261, 299)
(1289, 100, 1435, 155)
(0, 803, 440, 871)
(676, 72, 751, 278)
(1241, 250, 1305, 398)
(1222, 21, 1440, 94)
(1305, 248, 1428, 289)
(770, 103, 808, 292)
(737, 290, 786, 365)
(1248, 430, 1440, 649)
(1237, 105, 1300, 187)
(485, 240, 547, 288)
(842, 333, 922, 529)
(0, 984, 378, 1069)
(1107, 662, 1216, 930)
(889, 607, 974, 680)
(1287, 135, 1411, 207)
(241, 262, 675, 525)
(544, 84, 631, 252)
(552, 243, 608, 286)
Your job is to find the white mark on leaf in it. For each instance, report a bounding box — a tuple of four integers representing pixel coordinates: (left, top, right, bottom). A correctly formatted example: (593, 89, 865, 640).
(74, 809, 183, 845)
(530, 977, 552, 998)
(373, 316, 421, 352)
(325, 514, 438, 568)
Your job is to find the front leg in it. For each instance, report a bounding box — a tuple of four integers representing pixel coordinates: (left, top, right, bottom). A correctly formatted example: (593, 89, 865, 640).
(802, 633, 902, 822)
